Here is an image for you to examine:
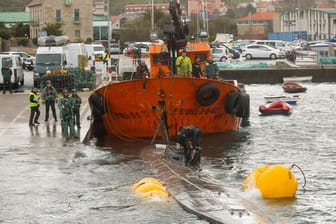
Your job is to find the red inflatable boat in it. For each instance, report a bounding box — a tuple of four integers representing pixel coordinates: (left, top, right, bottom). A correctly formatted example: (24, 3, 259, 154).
(259, 100, 292, 115)
(282, 82, 307, 93)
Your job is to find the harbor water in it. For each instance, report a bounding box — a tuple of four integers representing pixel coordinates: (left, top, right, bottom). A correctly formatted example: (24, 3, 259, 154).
(0, 82, 335, 223)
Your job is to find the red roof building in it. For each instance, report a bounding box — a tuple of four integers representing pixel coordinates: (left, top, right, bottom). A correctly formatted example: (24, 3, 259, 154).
(237, 12, 280, 39)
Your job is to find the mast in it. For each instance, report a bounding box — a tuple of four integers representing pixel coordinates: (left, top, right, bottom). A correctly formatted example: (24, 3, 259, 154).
(107, 0, 111, 51)
(150, 0, 158, 41)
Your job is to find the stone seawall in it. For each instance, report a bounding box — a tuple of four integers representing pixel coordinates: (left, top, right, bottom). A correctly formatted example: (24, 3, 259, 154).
(219, 67, 336, 84)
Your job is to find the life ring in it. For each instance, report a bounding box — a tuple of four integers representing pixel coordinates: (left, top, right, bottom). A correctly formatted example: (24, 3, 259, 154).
(225, 91, 241, 115)
(236, 93, 250, 118)
(196, 83, 220, 106)
(88, 92, 106, 117)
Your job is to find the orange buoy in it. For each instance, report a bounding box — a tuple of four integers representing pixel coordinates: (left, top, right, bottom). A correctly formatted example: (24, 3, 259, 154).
(243, 165, 298, 199)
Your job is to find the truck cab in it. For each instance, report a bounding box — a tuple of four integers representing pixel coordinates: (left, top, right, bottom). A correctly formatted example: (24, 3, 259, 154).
(34, 46, 68, 87)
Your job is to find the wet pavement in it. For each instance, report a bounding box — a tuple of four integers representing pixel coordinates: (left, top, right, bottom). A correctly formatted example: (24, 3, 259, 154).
(0, 89, 92, 147)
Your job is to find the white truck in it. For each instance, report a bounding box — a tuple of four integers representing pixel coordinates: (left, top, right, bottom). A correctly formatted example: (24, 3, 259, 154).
(33, 45, 69, 87)
(33, 36, 88, 87)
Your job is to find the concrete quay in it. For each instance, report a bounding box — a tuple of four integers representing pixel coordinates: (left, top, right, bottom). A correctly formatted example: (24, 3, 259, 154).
(0, 90, 93, 148)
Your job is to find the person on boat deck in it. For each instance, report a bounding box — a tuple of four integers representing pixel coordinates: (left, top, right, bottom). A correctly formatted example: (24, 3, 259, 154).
(176, 125, 202, 167)
(192, 56, 203, 78)
(176, 48, 192, 77)
(204, 56, 219, 80)
(135, 60, 150, 79)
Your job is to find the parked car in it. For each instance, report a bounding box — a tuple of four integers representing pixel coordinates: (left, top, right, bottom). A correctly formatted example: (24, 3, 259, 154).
(211, 46, 240, 62)
(109, 43, 121, 54)
(0, 54, 24, 87)
(210, 42, 242, 58)
(2, 51, 35, 71)
(211, 48, 231, 62)
(123, 42, 151, 56)
(251, 40, 294, 56)
(241, 44, 286, 60)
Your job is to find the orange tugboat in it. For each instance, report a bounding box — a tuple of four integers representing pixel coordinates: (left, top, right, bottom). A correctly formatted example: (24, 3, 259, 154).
(88, 0, 250, 142)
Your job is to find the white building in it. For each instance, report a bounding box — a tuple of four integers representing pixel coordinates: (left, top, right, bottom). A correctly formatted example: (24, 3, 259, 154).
(281, 8, 336, 40)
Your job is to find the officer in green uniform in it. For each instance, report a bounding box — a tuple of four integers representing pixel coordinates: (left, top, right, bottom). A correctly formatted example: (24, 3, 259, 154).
(203, 56, 219, 80)
(1, 64, 13, 94)
(70, 89, 82, 128)
(41, 80, 58, 121)
(58, 89, 71, 110)
(60, 99, 77, 139)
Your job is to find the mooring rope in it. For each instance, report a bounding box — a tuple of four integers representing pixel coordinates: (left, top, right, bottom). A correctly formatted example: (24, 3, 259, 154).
(291, 163, 306, 192)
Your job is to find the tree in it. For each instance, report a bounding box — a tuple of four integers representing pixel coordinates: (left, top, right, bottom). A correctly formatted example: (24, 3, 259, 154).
(119, 9, 170, 44)
(0, 23, 12, 40)
(209, 16, 237, 39)
(41, 23, 63, 36)
(12, 23, 30, 37)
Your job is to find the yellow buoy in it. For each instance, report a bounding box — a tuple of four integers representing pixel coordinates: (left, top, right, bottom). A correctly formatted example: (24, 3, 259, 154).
(131, 177, 164, 191)
(132, 177, 169, 198)
(243, 165, 270, 190)
(142, 190, 169, 198)
(243, 165, 298, 199)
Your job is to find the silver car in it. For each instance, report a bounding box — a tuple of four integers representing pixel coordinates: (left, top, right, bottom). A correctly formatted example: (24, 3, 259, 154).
(241, 44, 286, 60)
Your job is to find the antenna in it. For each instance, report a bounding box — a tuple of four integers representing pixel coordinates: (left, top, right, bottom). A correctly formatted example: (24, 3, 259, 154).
(150, 0, 158, 41)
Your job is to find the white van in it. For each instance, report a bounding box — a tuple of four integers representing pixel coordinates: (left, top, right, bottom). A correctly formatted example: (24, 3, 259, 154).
(66, 43, 88, 70)
(91, 43, 105, 72)
(92, 43, 105, 61)
(85, 44, 95, 71)
(33, 46, 68, 86)
(0, 54, 24, 87)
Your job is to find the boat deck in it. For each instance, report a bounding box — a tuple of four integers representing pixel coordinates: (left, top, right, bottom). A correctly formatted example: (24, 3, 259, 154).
(151, 152, 273, 224)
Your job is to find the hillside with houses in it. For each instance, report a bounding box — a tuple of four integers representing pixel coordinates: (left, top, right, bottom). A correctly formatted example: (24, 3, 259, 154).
(0, 0, 335, 47)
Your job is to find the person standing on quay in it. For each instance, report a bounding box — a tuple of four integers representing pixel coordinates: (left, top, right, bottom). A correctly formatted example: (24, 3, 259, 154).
(1, 64, 13, 94)
(28, 87, 40, 127)
(60, 99, 77, 140)
(58, 89, 71, 109)
(71, 89, 82, 129)
(41, 80, 58, 122)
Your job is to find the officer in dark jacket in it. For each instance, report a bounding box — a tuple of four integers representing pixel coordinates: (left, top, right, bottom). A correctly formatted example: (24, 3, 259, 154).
(192, 56, 203, 78)
(176, 125, 202, 167)
(204, 56, 219, 79)
(1, 64, 12, 94)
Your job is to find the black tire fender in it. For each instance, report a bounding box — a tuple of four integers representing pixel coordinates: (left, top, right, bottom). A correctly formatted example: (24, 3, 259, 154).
(196, 83, 220, 106)
(236, 93, 250, 118)
(225, 91, 241, 115)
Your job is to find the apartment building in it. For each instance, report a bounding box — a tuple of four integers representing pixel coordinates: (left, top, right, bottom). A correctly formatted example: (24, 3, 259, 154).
(281, 8, 336, 41)
(27, 0, 93, 42)
(124, 3, 170, 15)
